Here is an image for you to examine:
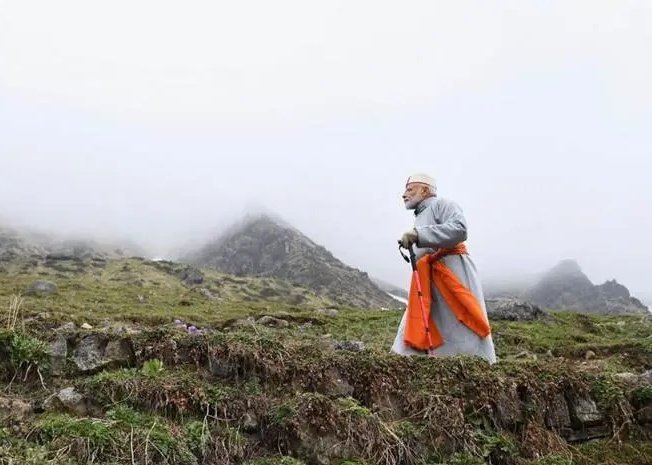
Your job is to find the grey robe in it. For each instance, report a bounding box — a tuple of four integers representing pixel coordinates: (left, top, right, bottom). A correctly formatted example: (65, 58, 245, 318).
(391, 196, 497, 364)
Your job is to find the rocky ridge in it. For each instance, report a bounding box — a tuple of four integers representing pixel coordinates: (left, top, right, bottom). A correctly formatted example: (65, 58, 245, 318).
(184, 214, 401, 310)
(525, 259, 648, 315)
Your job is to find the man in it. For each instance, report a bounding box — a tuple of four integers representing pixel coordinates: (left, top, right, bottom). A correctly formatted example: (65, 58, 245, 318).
(391, 173, 496, 364)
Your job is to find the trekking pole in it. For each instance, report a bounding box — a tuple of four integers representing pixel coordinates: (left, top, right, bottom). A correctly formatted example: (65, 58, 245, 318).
(399, 244, 435, 355)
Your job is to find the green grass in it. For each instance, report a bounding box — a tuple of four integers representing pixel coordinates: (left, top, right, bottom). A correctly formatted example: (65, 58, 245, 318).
(0, 257, 334, 329)
(0, 255, 650, 465)
(2, 257, 650, 374)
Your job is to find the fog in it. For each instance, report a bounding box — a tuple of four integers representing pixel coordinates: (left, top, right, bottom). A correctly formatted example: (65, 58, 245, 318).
(1, 1, 651, 300)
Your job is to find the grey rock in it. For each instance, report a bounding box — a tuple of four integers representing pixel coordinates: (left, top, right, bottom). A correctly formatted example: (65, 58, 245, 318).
(332, 340, 365, 352)
(73, 335, 105, 372)
(101, 322, 141, 337)
(72, 334, 133, 373)
(545, 394, 571, 430)
(486, 298, 550, 321)
(56, 322, 77, 333)
(256, 315, 289, 328)
(571, 396, 603, 425)
(316, 308, 339, 317)
(48, 336, 68, 375)
(104, 339, 135, 365)
(25, 280, 58, 296)
(44, 387, 100, 417)
(177, 266, 204, 285)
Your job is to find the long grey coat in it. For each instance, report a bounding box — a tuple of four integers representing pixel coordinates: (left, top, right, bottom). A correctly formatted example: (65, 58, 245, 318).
(391, 196, 497, 364)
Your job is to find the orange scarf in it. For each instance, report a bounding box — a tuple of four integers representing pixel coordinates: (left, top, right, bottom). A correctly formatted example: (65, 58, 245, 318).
(404, 243, 491, 351)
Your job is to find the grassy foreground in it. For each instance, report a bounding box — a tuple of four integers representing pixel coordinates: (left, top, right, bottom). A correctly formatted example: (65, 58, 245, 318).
(0, 256, 650, 464)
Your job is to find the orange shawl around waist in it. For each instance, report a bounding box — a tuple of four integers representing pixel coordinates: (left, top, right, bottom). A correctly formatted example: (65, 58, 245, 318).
(404, 243, 491, 352)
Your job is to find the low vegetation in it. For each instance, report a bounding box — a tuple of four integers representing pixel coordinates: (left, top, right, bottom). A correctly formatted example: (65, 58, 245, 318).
(0, 255, 649, 464)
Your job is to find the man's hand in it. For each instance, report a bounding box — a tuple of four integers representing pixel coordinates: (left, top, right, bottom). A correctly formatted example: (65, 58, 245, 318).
(398, 229, 418, 249)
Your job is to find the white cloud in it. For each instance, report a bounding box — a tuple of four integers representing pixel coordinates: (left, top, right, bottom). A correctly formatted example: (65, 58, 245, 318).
(1, 0, 651, 295)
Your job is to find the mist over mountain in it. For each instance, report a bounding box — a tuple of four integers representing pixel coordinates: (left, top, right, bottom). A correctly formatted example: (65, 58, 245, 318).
(484, 259, 649, 315)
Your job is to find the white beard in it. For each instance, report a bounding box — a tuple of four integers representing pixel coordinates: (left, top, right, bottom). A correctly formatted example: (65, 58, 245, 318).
(404, 198, 421, 210)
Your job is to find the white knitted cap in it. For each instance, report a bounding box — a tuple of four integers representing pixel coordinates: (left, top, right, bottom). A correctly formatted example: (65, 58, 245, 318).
(405, 173, 436, 188)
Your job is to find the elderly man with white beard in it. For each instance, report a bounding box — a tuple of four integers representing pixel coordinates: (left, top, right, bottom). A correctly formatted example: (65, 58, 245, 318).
(391, 173, 496, 364)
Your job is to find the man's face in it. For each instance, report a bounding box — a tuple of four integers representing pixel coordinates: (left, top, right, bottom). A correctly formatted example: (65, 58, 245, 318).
(402, 183, 429, 210)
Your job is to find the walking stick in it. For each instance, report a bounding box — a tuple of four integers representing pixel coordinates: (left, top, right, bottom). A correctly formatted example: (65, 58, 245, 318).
(399, 244, 435, 355)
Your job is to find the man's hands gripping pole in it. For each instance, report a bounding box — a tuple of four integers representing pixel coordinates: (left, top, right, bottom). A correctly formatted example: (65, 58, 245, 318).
(398, 229, 417, 249)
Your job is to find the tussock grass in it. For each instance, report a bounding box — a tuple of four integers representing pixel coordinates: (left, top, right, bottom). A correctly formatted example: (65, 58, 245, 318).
(4, 294, 24, 332)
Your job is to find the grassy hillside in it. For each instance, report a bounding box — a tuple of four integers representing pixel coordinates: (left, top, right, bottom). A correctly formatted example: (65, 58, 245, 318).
(0, 256, 650, 465)
(0, 256, 335, 328)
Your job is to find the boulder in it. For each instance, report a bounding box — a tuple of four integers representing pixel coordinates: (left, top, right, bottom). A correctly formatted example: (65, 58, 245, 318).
(486, 298, 550, 321)
(256, 316, 290, 328)
(25, 280, 57, 296)
(177, 267, 204, 285)
(72, 334, 134, 373)
(56, 322, 77, 333)
(43, 387, 101, 417)
(48, 336, 68, 375)
(570, 396, 603, 426)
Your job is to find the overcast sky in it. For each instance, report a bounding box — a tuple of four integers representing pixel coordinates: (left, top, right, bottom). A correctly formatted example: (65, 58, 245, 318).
(1, 1, 651, 298)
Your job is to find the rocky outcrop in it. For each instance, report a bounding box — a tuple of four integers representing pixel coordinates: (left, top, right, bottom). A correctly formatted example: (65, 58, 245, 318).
(71, 334, 135, 373)
(485, 298, 551, 321)
(43, 387, 102, 417)
(524, 260, 648, 315)
(184, 214, 401, 310)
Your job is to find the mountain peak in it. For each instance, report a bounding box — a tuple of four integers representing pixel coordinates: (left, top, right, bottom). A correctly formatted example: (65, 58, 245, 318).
(548, 259, 583, 276)
(184, 215, 400, 309)
(525, 259, 648, 315)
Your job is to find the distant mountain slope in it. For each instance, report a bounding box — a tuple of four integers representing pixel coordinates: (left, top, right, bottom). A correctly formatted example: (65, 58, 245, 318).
(371, 277, 408, 301)
(0, 224, 144, 264)
(184, 214, 401, 309)
(524, 259, 648, 315)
